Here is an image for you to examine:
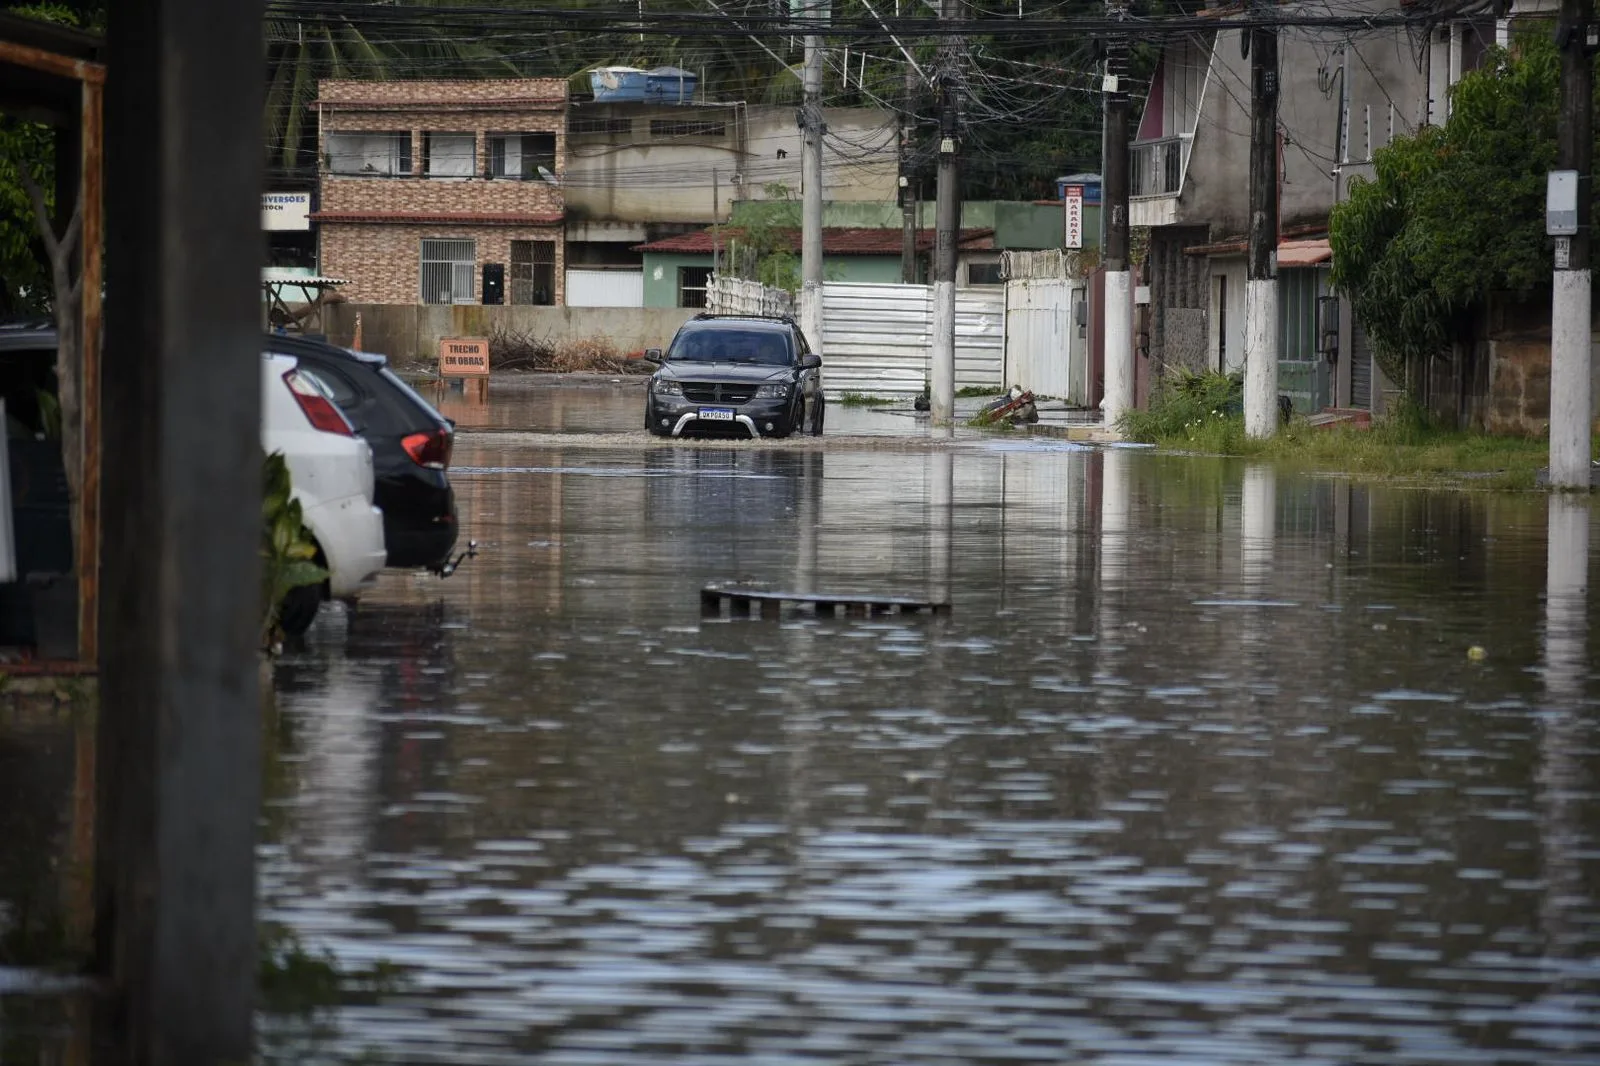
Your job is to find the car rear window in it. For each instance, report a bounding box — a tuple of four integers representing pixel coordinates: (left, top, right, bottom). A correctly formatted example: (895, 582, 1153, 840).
(668, 328, 792, 366)
(378, 367, 450, 429)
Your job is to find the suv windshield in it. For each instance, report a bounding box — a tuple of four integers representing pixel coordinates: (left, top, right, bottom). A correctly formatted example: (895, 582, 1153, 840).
(668, 328, 792, 366)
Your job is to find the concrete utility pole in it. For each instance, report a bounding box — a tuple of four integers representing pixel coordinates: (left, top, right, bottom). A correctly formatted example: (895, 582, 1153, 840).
(1101, 1, 1134, 428)
(800, 2, 826, 350)
(901, 59, 918, 284)
(930, 0, 961, 425)
(1550, 0, 1594, 488)
(101, 0, 264, 1061)
(1243, 0, 1281, 438)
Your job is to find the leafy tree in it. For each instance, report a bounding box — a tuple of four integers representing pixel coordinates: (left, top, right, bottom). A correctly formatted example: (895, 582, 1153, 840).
(1330, 35, 1568, 395)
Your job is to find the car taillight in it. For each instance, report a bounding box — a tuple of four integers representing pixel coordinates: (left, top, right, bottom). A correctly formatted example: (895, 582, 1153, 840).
(283, 369, 353, 436)
(402, 428, 452, 470)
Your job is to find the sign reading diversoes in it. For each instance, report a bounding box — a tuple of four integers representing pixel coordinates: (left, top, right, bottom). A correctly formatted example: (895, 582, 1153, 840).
(262, 192, 311, 231)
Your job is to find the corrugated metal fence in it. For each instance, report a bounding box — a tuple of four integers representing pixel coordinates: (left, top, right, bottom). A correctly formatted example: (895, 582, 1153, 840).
(1003, 278, 1086, 404)
(821, 283, 1004, 397)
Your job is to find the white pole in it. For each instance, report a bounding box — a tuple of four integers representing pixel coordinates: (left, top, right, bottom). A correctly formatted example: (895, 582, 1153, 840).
(1244, 279, 1279, 438)
(1550, 267, 1592, 487)
(799, 16, 825, 352)
(1102, 270, 1133, 426)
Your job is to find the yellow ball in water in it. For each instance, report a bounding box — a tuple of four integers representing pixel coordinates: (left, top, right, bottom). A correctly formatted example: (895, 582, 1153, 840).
(1467, 645, 1488, 662)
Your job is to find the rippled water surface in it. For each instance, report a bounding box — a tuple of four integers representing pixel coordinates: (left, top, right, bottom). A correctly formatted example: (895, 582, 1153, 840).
(6, 384, 1599, 1064)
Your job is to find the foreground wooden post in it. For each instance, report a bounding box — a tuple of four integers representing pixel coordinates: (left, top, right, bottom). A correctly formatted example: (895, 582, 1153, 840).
(96, 1, 264, 1062)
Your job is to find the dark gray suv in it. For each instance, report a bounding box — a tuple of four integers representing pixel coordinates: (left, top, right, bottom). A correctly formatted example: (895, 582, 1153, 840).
(644, 315, 824, 439)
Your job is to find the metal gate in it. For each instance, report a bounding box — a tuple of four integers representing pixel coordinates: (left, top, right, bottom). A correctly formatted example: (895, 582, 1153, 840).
(1278, 267, 1331, 413)
(1350, 315, 1373, 409)
(820, 282, 1004, 397)
(1003, 277, 1083, 403)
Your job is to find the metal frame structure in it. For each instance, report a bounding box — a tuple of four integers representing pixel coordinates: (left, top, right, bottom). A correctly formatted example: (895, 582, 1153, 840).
(0, 17, 104, 667)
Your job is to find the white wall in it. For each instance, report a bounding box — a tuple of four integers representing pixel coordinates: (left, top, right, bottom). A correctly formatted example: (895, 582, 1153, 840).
(566, 269, 645, 307)
(564, 104, 898, 224)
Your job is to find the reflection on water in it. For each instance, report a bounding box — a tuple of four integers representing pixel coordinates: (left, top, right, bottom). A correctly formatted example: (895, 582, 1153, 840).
(250, 437, 1600, 1065)
(4, 394, 1597, 1062)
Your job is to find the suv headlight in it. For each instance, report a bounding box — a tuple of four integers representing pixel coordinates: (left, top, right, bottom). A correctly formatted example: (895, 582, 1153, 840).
(753, 383, 790, 398)
(652, 378, 683, 396)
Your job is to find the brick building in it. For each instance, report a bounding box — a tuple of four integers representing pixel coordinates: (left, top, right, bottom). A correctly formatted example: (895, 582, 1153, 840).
(314, 78, 567, 306)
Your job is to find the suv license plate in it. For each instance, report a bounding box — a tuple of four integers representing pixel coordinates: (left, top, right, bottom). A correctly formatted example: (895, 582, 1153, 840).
(699, 408, 735, 421)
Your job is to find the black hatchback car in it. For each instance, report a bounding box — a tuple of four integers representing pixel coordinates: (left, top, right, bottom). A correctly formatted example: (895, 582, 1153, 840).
(264, 334, 459, 572)
(644, 315, 824, 439)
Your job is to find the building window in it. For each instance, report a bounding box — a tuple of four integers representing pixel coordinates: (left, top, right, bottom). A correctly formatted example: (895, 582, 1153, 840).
(677, 266, 712, 308)
(568, 116, 631, 136)
(510, 239, 556, 305)
(490, 133, 557, 181)
(325, 131, 410, 176)
(650, 119, 726, 138)
(423, 132, 476, 179)
(966, 261, 1003, 286)
(420, 238, 477, 304)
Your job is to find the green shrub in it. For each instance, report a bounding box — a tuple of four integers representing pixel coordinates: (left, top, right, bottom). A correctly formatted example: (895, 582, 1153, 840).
(1118, 369, 1243, 443)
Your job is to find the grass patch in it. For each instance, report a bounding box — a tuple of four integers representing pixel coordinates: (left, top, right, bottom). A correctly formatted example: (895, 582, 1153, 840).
(1120, 374, 1577, 490)
(956, 385, 1002, 398)
(835, 392, 898, 407)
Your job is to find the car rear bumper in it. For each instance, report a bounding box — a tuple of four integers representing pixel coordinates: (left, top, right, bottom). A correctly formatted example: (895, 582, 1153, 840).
(376, 476, 459, 569)
(301, 496, 387, 598)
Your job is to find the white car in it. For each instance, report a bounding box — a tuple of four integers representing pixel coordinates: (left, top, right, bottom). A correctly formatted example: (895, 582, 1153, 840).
(262, 352, 387, 634)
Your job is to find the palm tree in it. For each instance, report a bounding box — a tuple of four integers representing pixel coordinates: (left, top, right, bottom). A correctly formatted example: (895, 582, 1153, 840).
(264, 2, 520, 177)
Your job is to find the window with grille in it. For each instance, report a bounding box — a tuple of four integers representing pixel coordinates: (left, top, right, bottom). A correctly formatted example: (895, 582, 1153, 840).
(423, 132, 476, 178)
(650, 119, 726, 138)
(326, 131, 411, 176)
(489, 133, 558, 180)
(510, 239, 556, 305)
(420, 239, 477, 305)
(677, 266, 713, 308)
(568, 116, 632, 136)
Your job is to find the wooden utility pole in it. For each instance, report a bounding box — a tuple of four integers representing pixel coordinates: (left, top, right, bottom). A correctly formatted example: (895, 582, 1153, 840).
(1243, 0, 1281, 438)
(1549, 0, 1593, 487)
(930, 0, 961, 425)
(1101, 1, 1133, 427)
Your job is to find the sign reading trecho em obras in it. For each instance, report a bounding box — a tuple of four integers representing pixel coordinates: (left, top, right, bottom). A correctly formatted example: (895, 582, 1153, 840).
(439, 337, 490, 377)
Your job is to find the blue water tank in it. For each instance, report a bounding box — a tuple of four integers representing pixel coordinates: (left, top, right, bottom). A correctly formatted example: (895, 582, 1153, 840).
(645, 66, 698, 104)
(589, 66, 649, 102)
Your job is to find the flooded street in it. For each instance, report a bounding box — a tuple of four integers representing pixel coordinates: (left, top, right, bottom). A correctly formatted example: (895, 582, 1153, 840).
(5, 380, 1598, 1064)
(250, 383, 1600, 1064)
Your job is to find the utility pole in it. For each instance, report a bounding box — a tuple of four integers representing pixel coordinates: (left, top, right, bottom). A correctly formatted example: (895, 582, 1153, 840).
(1243, 0, 1281, 438)
(1550, 0, 1594, 488)
(930, 0, 961, 425)
(901, 59, 917, 284)
(1101, 1, 1133, 428)
(800, 1, 826, 350)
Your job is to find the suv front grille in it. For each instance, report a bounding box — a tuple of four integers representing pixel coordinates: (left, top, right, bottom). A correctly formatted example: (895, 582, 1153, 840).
(682, 382, 757, 404)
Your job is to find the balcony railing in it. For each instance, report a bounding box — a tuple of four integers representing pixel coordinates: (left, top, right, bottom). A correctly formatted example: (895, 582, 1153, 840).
(1130, 134, 1191, 198)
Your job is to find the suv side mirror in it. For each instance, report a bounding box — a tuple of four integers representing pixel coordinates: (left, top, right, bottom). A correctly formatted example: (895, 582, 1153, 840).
(799, 353, 822, 370)
(644, 347, 664, 363)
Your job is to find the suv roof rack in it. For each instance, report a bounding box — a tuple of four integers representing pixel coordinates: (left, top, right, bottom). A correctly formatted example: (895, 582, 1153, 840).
(690, 312, 796, 325)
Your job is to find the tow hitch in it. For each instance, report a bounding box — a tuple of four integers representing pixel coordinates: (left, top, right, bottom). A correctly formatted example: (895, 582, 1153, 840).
(432, 540, 478, 578)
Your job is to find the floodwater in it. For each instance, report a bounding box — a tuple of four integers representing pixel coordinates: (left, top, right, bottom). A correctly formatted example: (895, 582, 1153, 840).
(7, 381, 1600, 1064)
